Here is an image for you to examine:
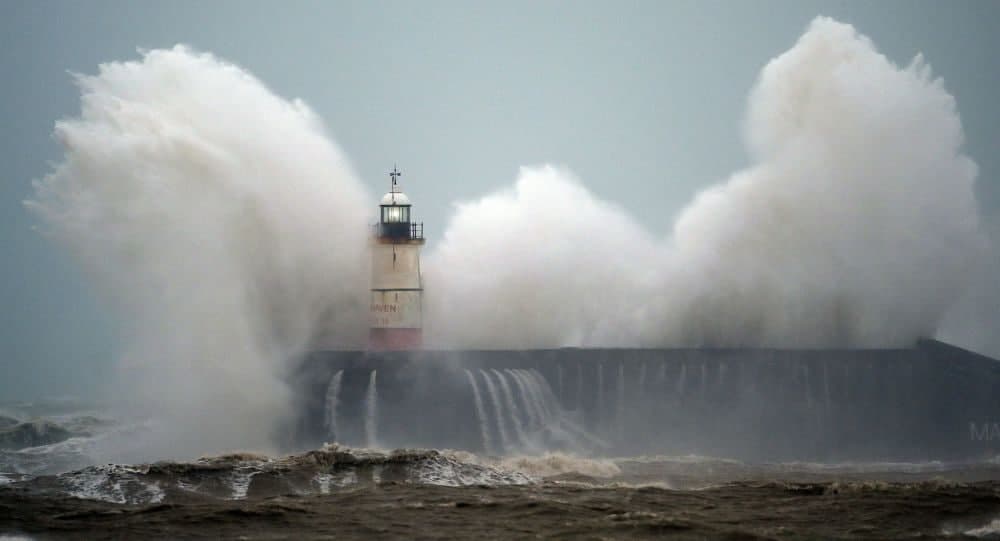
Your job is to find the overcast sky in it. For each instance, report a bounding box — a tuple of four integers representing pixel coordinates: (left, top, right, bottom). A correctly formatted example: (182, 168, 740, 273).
(2, 1, 998, 400)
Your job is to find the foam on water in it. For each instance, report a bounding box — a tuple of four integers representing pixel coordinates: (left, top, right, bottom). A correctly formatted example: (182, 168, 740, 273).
(3, 446, 540, 503)
(0, 416, 153, 476)
(229, 467, 257, 500)
(963, 518, 1000, 538)
(412, 454, 532, 487)
(58, 464, 165, 505)
(0, 474, 18, 486)
(496, 453, 621, 479)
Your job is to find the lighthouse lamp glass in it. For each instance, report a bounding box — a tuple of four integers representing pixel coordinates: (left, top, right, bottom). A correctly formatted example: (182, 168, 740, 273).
(383, 206, 409, 223)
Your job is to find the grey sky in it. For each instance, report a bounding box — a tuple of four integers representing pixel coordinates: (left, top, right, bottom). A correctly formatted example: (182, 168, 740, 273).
(2, 1, 998, 400)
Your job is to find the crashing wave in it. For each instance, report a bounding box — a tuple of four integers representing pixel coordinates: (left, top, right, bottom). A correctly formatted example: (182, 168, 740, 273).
(3, 446, 534, 504)
(963, 517, 1000, 539)
(0, 412, 117, 453)
(0, 421, 73, 450)
(0, 415, 135, 476)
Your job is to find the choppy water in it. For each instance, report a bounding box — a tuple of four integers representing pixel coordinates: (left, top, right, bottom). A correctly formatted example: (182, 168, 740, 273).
(3, 454, 1000, 539)
(2, 403, 1000, 539)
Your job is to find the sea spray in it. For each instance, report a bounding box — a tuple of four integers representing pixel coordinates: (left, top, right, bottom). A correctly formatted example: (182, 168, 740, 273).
(424, 17, 982, 350)
(27, 46, 371, 460)
(26, 17, 986, 463)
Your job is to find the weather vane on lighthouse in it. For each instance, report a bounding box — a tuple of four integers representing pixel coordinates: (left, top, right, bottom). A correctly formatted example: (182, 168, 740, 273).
(369, 165, 425, 350)
(390, 165, 401, 189)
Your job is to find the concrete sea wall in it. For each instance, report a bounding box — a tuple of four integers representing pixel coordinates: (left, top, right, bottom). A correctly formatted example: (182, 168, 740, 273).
(294, 340, 1000, 461)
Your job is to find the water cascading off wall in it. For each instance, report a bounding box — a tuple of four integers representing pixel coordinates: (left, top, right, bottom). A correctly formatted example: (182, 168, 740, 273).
(365, 370, 378, 448)
(298, 341, 1000, 461)
(324, 370, 343, 441)
(494, 369, 528, 446)
(452, 368, 594, 455)
(465, 369, 494, 454)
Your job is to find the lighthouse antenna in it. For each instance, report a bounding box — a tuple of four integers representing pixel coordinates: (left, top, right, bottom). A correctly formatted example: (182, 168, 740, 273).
(389, 164, 402, 192)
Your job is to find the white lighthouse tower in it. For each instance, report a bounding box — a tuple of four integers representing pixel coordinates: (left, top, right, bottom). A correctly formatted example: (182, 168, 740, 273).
(369, 166, 425, 350)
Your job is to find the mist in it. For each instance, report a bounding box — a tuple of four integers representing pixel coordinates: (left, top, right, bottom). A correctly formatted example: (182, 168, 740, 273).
(25, 17, 986, 458)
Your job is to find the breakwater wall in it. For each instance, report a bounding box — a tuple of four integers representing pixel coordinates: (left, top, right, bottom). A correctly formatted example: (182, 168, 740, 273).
(294, 340, 1000, 461)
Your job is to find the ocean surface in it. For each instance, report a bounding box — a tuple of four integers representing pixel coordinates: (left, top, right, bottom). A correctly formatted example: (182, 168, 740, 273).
(1, 399, 1000, 540)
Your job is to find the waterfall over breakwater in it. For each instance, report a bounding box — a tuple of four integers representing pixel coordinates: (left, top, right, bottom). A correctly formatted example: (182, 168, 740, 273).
(465, 369, 493, 454)
(304, 361, 599, 454)
(481, 370, 510, 453)
(297, 341, 1000, 460)
(365, 370, 378, 448)
(324, 370, 343, 441)
(493, 369, 527, 445)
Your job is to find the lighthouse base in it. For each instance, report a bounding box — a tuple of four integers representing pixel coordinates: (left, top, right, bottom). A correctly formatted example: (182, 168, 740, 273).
(368, 328, 422, 351)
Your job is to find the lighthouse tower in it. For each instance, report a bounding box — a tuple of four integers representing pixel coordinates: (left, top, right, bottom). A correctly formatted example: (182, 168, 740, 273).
(369, 166, 425, 350)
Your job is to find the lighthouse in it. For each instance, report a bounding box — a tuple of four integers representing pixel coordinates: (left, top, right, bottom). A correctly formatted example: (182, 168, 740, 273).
(369, 166, 425, 350)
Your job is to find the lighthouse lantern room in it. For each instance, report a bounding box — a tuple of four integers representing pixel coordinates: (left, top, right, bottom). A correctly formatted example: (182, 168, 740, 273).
(369, 166, 425, 350)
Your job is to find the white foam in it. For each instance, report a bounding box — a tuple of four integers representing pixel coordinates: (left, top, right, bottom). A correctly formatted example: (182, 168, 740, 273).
(414, 454, 533, 487)
(142, 481, 165, 504)
(330, 469, 358, 487)
(964, 518, 1000, 538)
(424, 17, 982, 350)
(444, 449, 619, 479)
(58, 465, 134, 504)
(498, 453, 621, 479)
(54, 463, 168, 505)
(313, 473, 333, 494)
(229, 467, 259, 500)
(28, 45, 371, 460)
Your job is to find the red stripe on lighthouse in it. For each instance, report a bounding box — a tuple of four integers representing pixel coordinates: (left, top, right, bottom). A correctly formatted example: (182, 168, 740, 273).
(368, 328, 423, 351)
